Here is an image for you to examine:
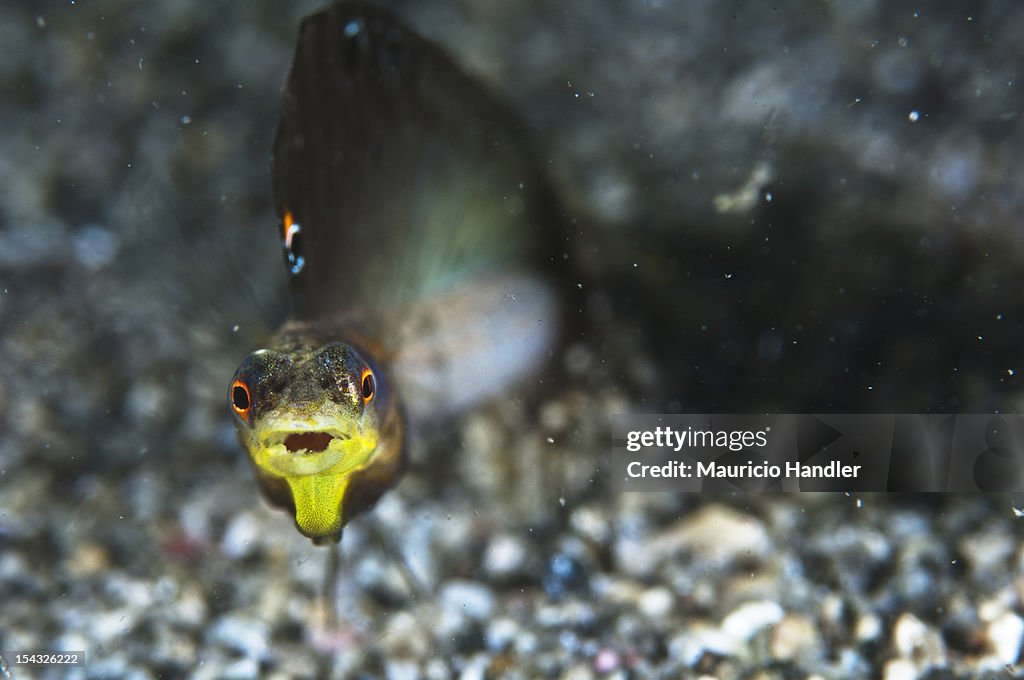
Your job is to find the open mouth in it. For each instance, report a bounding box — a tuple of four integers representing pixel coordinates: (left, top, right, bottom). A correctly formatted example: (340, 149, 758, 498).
(253, 426, 364, 477)
(283, 431, 348, 454)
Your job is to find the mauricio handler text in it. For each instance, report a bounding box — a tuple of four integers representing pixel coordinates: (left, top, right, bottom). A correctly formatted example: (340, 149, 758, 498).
(626, 459, 862, 480)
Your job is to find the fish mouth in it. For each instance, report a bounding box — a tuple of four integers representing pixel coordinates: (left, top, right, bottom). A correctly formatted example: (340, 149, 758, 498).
(283, 431, 349, 454)
(251, 422, 375, 478)
(261, 429, 352, 455)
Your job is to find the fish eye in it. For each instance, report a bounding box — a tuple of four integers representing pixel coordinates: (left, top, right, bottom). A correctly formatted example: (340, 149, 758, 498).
(361, 368, 375, 404)
(231, 379, 252, 418)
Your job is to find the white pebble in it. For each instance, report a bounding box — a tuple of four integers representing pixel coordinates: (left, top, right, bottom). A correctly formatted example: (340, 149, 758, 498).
(92, 608, 138, 645)
(855, 613, 883, 642)
(440, 580, 496, 621)
(385, 660, 420, 680)
(484, 534, 527, 577)
(221, 657, 260, 680)
(207, 616, 269, 660)
(722, 600, 784, 640)
(221, 512, 262, 559)
(987, 612, 1024, 665)
(485, 617, 520, 652)
(892, 612, 945, 666)
(669, 625, 739, 666)
(893, 613, 928, 657)
(172, 585, 208, 628)
(638, 587, 674, 618)
(458, 654, 489, 680)
(630, 504, 771, 576)
(883, 658, 919, 680)
(769, 614, 820, 661)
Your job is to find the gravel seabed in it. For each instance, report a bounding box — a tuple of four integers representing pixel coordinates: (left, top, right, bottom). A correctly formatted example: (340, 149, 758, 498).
(3, 1, 1024, 678)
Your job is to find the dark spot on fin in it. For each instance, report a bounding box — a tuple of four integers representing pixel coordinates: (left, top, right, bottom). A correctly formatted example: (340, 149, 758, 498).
(272, 1, 559, 318)
(284, 221, 304, 275)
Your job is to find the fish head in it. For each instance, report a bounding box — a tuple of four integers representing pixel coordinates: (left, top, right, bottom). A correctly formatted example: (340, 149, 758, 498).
(229, 341, 404, 542)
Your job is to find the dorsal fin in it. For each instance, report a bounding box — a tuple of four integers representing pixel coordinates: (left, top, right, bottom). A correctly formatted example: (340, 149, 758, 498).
(272, 1, 556, 320)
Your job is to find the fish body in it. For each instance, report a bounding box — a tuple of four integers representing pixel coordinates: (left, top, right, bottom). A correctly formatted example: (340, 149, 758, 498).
(230, 2, 560, 543)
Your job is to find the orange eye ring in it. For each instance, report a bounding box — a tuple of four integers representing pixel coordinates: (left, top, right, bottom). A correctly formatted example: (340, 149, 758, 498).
(361, 368, 375, 405)
(231, 379, 252, 418)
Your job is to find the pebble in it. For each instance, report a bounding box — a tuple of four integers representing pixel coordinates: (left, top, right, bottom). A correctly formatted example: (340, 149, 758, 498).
(380, 611, 431, 659)
(221, 511, 263, 559)
(56, 631, 90, 658)
(440, 580, 497, 620)
(539, 400, 569, 430)
(669, 624, 741, 666)
(483, 533, 529, 579)
(959, 528, 1015, 575)
(855, 613, 883, 643)
(92, 607, 140, 646)
(514, 629, 540, 656)
(178, 495, 215, 543)
(883, 658, 919, 680)
(721, 600, 784, 641)
(601, 577, 644, 606)
(769, 614, 821, 662)
(485, 617, 520, 653)
(629, 504, 772, 575)
(82, 654, 131, 680)
(543, 553, 590, 599)
(106, 576, 156, 610)
(149, 624, 198, 671)
(65, 541, 110, 576)
(892, 612, 945, 667)
(978, 589, 1016, 622)
(570, 505, 611, 545)
(171, 583, 208, 628)
(535, 600, 598, 630)
(836, 648, 873, 677)
(986, 611, 1024, 665)
(206, 616, 270, 661)
(126, 379, 171, 424)
(458, 653, 489, 680)
(0, 552, 41, 592)
(385, 659, 421, 680)
(637, 586, 674, 619)
(354, 552, 411, 603)
(819, 593, 844, 627)
(593, 647, 621, 673)
(72, 224, 120, 271)
(221, 657, 261, 680)
(424, 659, 451, 680)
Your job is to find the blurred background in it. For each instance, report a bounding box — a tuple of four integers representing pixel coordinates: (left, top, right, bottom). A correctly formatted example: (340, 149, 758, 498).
(2, 1, 1024, 678)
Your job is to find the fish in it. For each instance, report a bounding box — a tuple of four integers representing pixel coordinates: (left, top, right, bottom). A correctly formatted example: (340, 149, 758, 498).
(228, 1, 562, 545)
